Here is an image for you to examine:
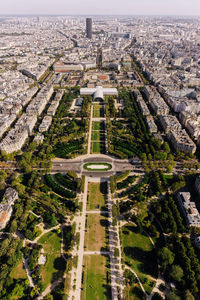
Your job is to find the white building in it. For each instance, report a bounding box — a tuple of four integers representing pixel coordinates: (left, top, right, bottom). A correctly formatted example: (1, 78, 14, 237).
(80, 86, 118, 100)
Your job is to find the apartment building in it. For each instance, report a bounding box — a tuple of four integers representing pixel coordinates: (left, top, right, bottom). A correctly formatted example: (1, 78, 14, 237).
(168, 129, 196, 153)
(0, 188, 18, 230)
(177, 192, 200, 227)
(39, 116, 52, 133)
(159, 115, 182, 133)
(145, 116, 158, 133)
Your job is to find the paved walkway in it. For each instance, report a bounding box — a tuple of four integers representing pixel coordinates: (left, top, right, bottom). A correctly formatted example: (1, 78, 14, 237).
(84, 251, 110, 255)
(22, 251, 35, 288)
(107, 182, 125, 300)
(68, 177, 88, 300)
(87, 104, 93, 154)
(86, 210, 108, 214)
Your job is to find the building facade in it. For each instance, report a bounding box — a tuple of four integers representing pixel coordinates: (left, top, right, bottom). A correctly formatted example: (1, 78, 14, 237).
(86, 18, 92, 39)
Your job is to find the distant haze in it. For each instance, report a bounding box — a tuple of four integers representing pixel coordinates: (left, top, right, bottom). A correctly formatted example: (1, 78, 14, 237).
(1, 0, 200, 16)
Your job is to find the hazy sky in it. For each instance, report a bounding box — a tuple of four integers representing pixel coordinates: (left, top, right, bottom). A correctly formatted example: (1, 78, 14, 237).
(1, 0, 200, 16)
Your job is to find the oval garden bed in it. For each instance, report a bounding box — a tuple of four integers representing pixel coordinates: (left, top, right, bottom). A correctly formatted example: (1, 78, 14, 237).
(83, 163, 112, 171)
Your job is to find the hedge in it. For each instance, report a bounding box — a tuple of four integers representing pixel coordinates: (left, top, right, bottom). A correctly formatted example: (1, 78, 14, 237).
(117, 175, 137, 190)
(55, 173, 77, 191)
(114, 171, 130, 183)
(45, 174, 76, 199)
(54, 138, 84, 158)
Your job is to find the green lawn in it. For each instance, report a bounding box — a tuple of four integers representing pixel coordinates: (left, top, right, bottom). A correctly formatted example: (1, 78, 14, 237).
(91, 131, 105, 141)
(121, 224, 157, 295)
(93, 104, 103, 110)
(91, 142, 106, 154)
(10, 260, 27, 280)
(84, 214, 108, 251)
(38, 230, 66, 289)
(92, 121, 105, 131)
(81, 255, 111, 300)
(91, 131, 100, 141)
(87, 182, 108, 211)
(93, 109, 104, 118)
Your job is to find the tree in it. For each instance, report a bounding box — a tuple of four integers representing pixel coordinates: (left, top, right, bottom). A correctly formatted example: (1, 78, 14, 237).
(0, 264, 9, 280)
(15, 184, 26, 194)
(166, 164, 173, 173)
(169, 265, 184, 282)
(0, 238, 10, 256)
(9, 219, 18, 233)
(163, 142, 170, 154)
(11, 283, 24, 298)
(30, 286, 40, 298)
(141, 153, 147, 161)
(158, 247, 174, 267)
(166, 290, 181, 300)
(0, 170, 7, 183)
(184, 290, 194, 300)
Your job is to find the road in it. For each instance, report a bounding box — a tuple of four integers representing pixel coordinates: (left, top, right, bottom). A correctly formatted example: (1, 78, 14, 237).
(51, 156, 137, 176)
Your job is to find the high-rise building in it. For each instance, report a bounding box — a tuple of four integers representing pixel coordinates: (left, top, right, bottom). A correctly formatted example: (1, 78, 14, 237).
(86, 18, 92, 39)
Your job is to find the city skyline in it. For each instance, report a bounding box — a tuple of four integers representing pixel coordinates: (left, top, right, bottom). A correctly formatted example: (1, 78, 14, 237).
(1, 0, 200, 16)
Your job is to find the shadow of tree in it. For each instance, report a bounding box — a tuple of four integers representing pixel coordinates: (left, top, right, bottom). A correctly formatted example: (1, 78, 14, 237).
(124, 246, 157, 277)
(100, 219, 110, 227)
(50, 257, 66, 284)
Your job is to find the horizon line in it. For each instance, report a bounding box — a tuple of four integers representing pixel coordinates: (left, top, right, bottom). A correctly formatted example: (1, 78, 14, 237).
(0, 14, 200, 17)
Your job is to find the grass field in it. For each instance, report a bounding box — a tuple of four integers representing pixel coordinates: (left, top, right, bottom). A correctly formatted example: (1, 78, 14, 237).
(10, 261, 27, 280)
(124, 284, 146, 300)
(85, 214, 108, 251)
(81, 255, 111, 300)
(87, 182, 108, 211)
(121, 224, 157, 295)
(93, 104, 103, 110)
(38, 230, 66, 289)
(93, 109, 105, 118)
(91, 141, 106, 154)
(91, 131, 105, 141)
(92, 121, 105, 131)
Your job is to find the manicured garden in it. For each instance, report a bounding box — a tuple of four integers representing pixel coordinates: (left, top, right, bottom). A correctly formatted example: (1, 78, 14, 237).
(93, 104, 105, 118)
(91, 121, 106, 154)
(81, 255, 111, 300)
(92, 121, 105, 131)
(54, 173, 78, 191)
(83, 163, 112, 172)
(93, 108, 105, 118)
(91, 142, 106, 154)
(45, 174, 77, 199)
(91, 131, 105, 141)
(54, 138, 85, 158)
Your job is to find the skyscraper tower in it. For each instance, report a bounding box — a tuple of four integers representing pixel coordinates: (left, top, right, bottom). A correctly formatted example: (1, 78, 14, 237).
(86, 18, 92, 39)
